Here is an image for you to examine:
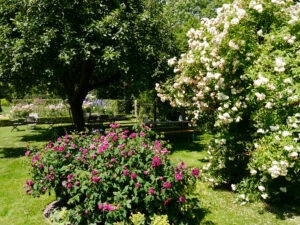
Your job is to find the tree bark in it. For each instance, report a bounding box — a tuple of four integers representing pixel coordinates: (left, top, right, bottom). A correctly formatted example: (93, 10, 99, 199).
(69, 97, 85, 131)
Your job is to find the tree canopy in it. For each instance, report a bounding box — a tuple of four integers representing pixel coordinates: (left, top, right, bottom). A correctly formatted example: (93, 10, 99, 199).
(0, 0, 175, 129)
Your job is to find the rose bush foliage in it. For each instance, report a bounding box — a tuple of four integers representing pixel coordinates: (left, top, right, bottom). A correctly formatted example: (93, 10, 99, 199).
(25, 124, 199, 224)
(157, 0, 299, 202)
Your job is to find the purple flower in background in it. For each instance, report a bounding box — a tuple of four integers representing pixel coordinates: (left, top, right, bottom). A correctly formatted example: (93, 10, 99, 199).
(100, 99, 104, 106)
(84, 98, 88, 103)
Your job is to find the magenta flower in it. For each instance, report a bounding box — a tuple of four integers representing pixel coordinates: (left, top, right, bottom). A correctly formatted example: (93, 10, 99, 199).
(40, 163, 44, 169)
(68, 174, 73, 180)
(164, 200, 169, 205)
(91, 170, 98, 175)
(59, 146, 64, 151)
(152, 156, 162, 167)
(175, 173, 182, 181)
(123, 170, 129, 176)
(67, 183, 72, 189)
(25, 151, 30, 156)
(161, 149, 168, 154)
(43, 187, 47, 192)
(178, 196, 186, 202)
(155, 140, 161, 148)
(53, 147, 58, 151)
(121, 150, 126, 156)
(140, 132, 145, 137)
(108, 205, 116, 211)
(135, 182, 141, 188)
(192, 168, 199, 177)
(98, 204, 103, 210)
(144, 171, 149, 175)
(130, 133, 136, 138)
(57, 137, 61, 142)
(163, 181, 171, 188)
(111, 158, 116, 163)
(83, 149, 88, 154)
(110, 123, 119, 128)
(122, 135, 127, 139)
(148, 187, 155, 195)
(71, 144, 76, 148)
(26, 179, 33, 186)
(131, 173, 137, 179)
(113, 136, 118, 142)
(93, 177, 100, 182)
(89, 144, 95, 150)
(25, 188, 31, 194)
(75, 181, 80, 186)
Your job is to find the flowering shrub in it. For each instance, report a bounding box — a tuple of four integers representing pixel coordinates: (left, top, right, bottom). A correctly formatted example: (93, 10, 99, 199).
(9, 102, 69, 119)
(25, 123, 199, 224)
(10, 103, 34, 119)
(156, 0, 299, 201)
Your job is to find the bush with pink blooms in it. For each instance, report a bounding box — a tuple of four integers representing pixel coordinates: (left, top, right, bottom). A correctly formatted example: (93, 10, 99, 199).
(25, 123, 200, 224)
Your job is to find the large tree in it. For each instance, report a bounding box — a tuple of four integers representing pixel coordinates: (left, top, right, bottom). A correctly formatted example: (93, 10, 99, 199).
(0, 0, 175, 130)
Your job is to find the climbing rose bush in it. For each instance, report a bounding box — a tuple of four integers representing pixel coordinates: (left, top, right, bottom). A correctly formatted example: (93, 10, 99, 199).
(25, 124, 199, 224)
(156, 0, 299, 201)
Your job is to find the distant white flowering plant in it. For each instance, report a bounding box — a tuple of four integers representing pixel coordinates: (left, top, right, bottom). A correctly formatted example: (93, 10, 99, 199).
(156, 0, 299, 201)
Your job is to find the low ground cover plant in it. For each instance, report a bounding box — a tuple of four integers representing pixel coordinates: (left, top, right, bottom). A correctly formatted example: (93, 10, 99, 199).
(25, 123, 200, 224)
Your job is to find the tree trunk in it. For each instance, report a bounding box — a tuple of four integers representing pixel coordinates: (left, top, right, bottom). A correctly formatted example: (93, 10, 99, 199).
(69, 97, 85, 131)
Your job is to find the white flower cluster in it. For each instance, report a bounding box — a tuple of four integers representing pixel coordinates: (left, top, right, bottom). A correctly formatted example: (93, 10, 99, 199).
(157, 0, 300, 201)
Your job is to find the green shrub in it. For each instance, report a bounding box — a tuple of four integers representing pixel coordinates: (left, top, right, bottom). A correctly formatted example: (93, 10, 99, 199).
(25, 123, 200, 224)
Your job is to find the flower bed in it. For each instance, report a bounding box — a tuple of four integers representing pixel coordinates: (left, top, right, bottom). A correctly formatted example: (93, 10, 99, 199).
(25, 123, 200, 224)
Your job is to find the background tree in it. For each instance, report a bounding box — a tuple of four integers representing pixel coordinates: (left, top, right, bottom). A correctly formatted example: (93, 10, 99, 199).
(0, 0, 175, 130)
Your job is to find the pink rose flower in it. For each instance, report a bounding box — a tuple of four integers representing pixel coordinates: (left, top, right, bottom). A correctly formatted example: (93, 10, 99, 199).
(148, 187, 155, 195)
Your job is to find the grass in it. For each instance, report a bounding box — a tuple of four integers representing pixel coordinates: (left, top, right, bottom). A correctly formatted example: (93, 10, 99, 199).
(0, 124, 74, 225)
(0, 125, 299, 224)
(167, 132, 300, 225)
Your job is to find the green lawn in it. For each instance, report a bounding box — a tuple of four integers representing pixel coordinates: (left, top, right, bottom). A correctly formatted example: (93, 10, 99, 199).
(0, 126, 299, 224)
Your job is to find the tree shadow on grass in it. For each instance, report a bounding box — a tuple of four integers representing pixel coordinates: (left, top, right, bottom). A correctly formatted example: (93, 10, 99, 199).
(263, 202, 300, 221)
(164, 132, 210, 152)
(0, 147, 26, 158)
(174, 198, 215, 225)
(21, 125, 75, 143)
